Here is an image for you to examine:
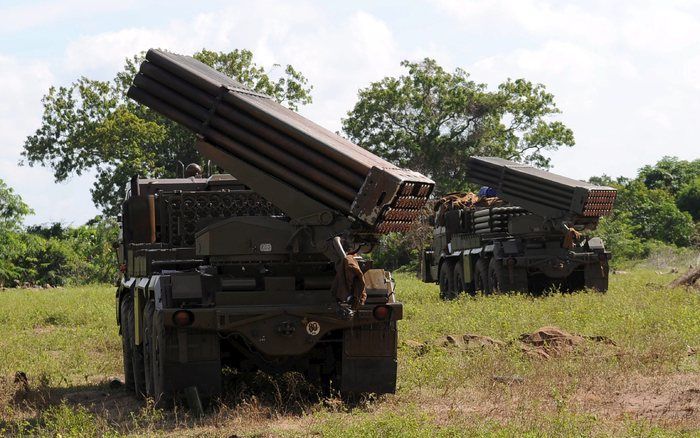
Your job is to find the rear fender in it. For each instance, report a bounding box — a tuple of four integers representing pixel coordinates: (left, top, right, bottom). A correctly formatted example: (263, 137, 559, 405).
(116, 278, 136, 330)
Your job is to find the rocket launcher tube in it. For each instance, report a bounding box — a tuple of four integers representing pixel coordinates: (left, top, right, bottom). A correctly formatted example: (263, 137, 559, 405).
(132, 74, 357, 201)
(138, 62, 365, 188)
(127, 86, 351, 213)
(466, 157, 616, 222)
(144, 49, 390, 174)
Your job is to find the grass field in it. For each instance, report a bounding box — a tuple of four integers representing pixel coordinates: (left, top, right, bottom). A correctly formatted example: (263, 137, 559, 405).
(0, 269, 699, 437)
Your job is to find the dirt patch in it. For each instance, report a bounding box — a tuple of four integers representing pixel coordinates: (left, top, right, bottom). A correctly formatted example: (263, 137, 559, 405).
(519, 326, 585, 358)
(404, 334, 506, 357)
(436, 334, 505, 350)
(427, 326, 616, 360)
(518, 326, 616, 359)
(403, 340, 430, 356)
(33, 325, 55, 335)
(575, 373, 700, 428)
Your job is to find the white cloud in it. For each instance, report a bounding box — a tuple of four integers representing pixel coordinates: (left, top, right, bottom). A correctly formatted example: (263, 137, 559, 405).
(63, 4, 402, 132)
(6, 2, 406, 223)
(0, 0, 136, 34)
(432, 0, 617, 46)
(4, 0, 700, 225)
(0, 54, 53, 153)
(63, 1, 322, 75)
(0, 53, 99, 225)
(620, 2, 700, 53)
(431, 0, 700, 179)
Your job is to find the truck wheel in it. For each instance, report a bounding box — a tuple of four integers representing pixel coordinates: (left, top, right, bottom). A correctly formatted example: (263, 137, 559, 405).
(489, 258, 528, 293)
(119, 296, 135, 391)
(128, 299, 146, 397)
(489, 258, 528, 292)
(474, 258, 489, 294)
(452, 260, 468, 298)
(151, 309, 170, 407)
(439, 259, 455, 300)
(142, 300, 155, 398)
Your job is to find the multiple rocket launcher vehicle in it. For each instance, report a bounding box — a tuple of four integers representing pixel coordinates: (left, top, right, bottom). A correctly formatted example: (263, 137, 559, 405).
(422, 157, 616, 298)
(117, 49, 433, 400)
(116, 49, 616, 402)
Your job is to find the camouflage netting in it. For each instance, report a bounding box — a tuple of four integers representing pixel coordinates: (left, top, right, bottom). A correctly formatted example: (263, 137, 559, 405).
(433, 192, 504, 226)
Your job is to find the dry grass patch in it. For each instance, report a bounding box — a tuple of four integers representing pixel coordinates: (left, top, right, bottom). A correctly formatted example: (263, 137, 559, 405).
(0, 269, 698, 436)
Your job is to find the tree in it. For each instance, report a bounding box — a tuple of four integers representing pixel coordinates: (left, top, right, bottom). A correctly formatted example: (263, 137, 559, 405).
(594, 212, 647, 261)
(589, 174, 630, 187)
(613, 181, 694, 247)
(0, 178, 32, 230)
(342, 58, 574, 192)
(0, 179, 32, 285)
(22, 49, 313, 215)
(638, 156, 700, 195)
(676, 177, 700, 221)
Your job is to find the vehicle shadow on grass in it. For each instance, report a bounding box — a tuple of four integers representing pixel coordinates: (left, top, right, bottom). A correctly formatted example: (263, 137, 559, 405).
(1, 370, 373, 434)
(0, 376, 143, 434)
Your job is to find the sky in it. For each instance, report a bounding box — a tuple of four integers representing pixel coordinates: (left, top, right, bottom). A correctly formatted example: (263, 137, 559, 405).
(1, 0, 698, 225)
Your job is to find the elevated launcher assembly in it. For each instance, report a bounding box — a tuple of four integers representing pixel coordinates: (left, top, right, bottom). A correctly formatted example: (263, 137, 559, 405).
(465, 156, 616, 226)
(127, 49, 434, 245)
(425, 157, 617, 297)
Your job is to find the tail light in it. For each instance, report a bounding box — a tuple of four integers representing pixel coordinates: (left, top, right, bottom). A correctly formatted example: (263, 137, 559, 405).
(173, 310, 194, 327)
(373, 305, 392, 320)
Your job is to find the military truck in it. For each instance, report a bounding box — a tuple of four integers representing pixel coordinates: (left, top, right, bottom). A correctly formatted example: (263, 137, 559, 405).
(422, 157, 616, 298)
(116, 49, 434, 402)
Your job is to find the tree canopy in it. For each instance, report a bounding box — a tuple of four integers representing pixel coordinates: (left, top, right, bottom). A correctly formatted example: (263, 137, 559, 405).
(0, 178, 32, 230)
(591, 156, 699, 261)
(0, 179, 31, 284)
(677, 177, 700, 221)
(22, 49, 313, 216)
(342, 58, 574, 192)
(638, 156, 700, 196)
(0, 178, 118, 287)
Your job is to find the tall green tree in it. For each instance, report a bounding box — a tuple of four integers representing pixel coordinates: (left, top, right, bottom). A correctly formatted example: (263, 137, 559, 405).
(22, 49, 313, 216)
(0, 178, 32, 229)
(676, 177, 700, 221)
(0, 179, 32, 285)
(342, 58, 574, 192)
(638, 156, 700, 195)
(615, 181, 694, 247)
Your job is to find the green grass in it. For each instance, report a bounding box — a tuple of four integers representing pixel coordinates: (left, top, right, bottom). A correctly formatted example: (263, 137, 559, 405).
(1, 270, 699, 437)
(0, 285, 120, 386)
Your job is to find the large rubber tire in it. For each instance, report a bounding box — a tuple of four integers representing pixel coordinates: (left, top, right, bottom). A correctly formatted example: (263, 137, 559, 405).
(142, 300, 155, 398)
(452, 260, 466, 297)
(151, 309, 170, 407)
(119, 296, 135, 391)
(438, 259, 455, 300)
(489, 258, 528, 293)
(474, 258, 489, 294)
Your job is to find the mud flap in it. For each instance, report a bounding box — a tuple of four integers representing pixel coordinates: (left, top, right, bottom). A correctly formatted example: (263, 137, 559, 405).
(584, 260, 609, 292)
(341, 322, 397, 395)
(160, 325, 222, 399)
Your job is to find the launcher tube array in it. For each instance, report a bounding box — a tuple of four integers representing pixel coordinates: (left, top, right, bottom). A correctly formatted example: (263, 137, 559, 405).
(128, 49, 434, 233)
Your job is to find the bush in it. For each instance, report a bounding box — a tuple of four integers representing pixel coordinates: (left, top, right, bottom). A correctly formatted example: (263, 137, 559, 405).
(612, 181, 695, 247)
(1, 217, 118, 287)
(593, 213, 647, 262)
(369, 232, 418, 272)
(677, 177, 700, 221)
